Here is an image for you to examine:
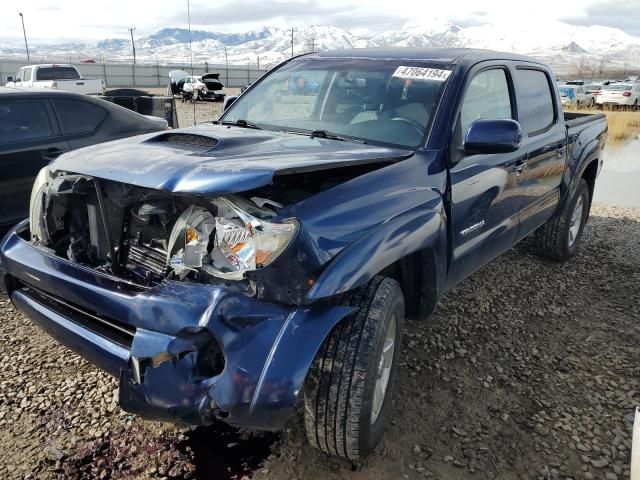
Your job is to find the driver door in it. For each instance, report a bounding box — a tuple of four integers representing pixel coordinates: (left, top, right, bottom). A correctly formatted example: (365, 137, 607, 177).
(446, 66, 525, 287)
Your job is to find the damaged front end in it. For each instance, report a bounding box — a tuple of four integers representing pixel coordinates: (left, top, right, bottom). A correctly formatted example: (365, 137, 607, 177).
(9, 167, 356, 429)
(29, 167, 297, 293)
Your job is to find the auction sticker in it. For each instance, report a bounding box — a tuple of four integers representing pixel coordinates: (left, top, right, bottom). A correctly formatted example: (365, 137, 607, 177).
(392, 66, 452, 82)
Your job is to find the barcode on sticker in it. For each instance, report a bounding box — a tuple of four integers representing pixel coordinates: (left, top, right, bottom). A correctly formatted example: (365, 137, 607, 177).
(392, 66, 452, 82)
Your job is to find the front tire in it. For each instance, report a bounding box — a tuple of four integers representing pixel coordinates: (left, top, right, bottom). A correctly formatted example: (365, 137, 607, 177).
(534, 178, 590, 261)
(303, 276, 405, 461)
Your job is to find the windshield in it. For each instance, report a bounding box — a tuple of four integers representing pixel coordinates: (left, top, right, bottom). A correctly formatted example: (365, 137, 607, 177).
(36, 66, 80, 81)
(221, 58, 452, 148)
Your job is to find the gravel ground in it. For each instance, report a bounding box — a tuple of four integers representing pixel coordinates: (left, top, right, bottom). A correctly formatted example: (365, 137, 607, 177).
(0, 203, 638, 480)
(141, 87, 231, 127)
(173, 96, 225, 127)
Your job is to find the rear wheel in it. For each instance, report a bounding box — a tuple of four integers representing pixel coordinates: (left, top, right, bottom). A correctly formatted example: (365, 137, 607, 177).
(303, 276, 404, 461)
(534, 178, 590, 261)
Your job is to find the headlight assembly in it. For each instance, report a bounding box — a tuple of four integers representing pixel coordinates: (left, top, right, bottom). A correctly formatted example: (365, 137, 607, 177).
(29, 167, 51, 244)
(168, 198, 297, 280)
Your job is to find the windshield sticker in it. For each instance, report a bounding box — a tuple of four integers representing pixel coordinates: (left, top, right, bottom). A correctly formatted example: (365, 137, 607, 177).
(392, 66, 452, 82)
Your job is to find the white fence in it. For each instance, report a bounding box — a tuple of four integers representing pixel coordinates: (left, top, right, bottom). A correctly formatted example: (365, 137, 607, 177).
(0, 58, 267, 89)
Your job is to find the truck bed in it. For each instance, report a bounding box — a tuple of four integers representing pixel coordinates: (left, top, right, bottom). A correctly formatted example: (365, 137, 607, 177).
(564, 111, 606, 129)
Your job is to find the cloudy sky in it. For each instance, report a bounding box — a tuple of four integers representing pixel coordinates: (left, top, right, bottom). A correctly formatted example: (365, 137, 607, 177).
(2, 0, 639, 41)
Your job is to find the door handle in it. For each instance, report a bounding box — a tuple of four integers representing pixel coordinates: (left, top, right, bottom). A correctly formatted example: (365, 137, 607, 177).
(512, 158, 527, 176)
(556, 146, 566, 158)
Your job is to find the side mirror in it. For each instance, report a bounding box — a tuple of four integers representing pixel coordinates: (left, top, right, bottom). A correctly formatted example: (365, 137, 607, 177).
(223, 96, 238, 112)
(6, 76, 13, 83)
(464, 119, 522, 154)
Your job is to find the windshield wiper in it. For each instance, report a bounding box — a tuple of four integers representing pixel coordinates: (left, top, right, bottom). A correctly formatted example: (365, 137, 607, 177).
(284, 128, 365, 144)
(219, 119, 262, 130)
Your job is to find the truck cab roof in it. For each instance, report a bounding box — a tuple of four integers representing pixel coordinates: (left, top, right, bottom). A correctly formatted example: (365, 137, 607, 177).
(314, 47, 546, 67)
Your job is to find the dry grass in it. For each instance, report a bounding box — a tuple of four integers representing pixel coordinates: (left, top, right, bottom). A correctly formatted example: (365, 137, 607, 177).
(602, 110, 640, 142)
(566, 107, 640, 143)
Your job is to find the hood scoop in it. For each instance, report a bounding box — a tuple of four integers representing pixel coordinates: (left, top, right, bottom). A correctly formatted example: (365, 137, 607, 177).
(148, 133, 219, 151)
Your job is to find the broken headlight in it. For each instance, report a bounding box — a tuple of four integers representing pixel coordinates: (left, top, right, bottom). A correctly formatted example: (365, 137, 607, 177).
(168, 198, 297, 280)
(29, 167, 52, 244)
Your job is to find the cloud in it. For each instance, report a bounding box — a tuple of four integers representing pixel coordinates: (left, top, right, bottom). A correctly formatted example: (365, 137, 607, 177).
(164, 0, 407, 32)
(37, 5, 61, 11)
(562, 0, 640, 37)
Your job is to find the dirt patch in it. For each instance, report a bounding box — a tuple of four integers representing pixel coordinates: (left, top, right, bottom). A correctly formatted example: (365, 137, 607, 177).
(0, 203, 638, 480)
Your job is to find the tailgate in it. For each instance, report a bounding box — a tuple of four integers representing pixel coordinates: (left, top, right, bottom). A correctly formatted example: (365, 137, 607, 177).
(56, 79, 104, 95)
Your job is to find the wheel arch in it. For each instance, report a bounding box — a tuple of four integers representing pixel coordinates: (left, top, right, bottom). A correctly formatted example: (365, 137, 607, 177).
(581, 158, 599, 207)
(306, 208, 447, 318)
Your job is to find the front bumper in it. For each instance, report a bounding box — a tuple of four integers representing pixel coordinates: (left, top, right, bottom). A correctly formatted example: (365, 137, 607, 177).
(0, 221, 352, 430)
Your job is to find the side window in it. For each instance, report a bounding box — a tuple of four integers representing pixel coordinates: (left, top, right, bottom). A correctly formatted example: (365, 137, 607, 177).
(14, 69, 24, 83)
(0, 100, 54, 143)
(459, 68, 513, 138)
(52, 99, 107, 135)
(515, 69, 555, 135)
(23, 68, 32, 82)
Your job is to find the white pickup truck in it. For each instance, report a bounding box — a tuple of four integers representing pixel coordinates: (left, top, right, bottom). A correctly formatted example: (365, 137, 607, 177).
(5, 64, 106, 95)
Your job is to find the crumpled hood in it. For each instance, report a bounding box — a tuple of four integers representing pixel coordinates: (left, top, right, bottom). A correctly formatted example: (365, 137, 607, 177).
(51, 123, 413, 195)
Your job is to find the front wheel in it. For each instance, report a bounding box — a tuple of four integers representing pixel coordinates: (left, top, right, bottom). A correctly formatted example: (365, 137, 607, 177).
(534, 178, 590, 261)
(303, 276, 405, 461)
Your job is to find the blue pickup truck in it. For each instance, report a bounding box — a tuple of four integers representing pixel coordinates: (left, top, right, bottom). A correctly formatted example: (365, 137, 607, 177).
(0, 48, 607, 461)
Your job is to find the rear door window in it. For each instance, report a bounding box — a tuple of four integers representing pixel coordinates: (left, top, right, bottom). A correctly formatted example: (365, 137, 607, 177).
(0, 100, 54, 143)
(23, 68, 32, 82)
(515, 69, 556, 135)
(36, 67, 81, 81)
(52, 99, 107, 135)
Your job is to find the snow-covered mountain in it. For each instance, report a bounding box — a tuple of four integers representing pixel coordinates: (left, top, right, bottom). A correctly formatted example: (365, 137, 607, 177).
(2, 19, 639, 74)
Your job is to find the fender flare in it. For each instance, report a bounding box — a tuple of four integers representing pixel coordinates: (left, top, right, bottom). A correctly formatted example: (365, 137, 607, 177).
(306, 207, 447, 301)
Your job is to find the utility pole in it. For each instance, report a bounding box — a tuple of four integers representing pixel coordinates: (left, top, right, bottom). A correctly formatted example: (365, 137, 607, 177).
(18, 13, 30, 62)
(289, 28, 296, 58)
(129, 26, 136, 86)
(128, 27, 136, 64)
(257, 55, 260, 70)
(224, 45, 228, 85)
(307, 35, 316, 53)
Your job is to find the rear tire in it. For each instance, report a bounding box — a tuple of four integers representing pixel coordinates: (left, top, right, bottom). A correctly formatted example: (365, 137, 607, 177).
(303, 276, 405, 461)
(534, 179, 590, 261)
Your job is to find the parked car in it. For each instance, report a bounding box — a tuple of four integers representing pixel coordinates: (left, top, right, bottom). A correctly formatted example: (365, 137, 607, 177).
(559, 85, 592, 107)
(0, 49, 607, 461)
(5, 64, 106, 95)
(167, 70, 225, 101)
(596, 83, 640, 109)
(0, 87, 168, 231)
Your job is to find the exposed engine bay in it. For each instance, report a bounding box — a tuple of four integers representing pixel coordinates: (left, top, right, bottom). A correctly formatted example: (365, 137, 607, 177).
(28, 169, 298, 293)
